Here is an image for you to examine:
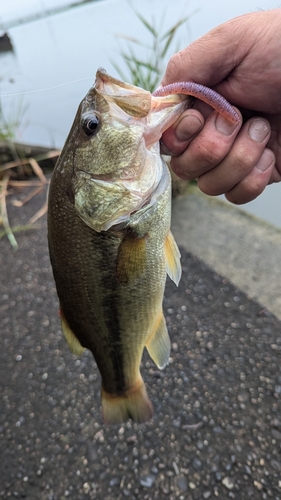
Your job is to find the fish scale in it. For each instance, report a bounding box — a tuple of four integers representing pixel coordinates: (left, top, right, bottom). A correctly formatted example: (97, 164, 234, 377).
(48, 68, 238, 424)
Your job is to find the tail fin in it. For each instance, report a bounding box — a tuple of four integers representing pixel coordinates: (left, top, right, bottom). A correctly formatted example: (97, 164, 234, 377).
(101, 379, 153, 425)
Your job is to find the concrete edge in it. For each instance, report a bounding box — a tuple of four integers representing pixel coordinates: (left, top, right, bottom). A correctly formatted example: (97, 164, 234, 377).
(171, 185, 281, 320)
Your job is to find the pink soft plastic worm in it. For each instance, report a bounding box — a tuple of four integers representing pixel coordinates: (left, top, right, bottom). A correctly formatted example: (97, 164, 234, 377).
(152, 82, 240, 124)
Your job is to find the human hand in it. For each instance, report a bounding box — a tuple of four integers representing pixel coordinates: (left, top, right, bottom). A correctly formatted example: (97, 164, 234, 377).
(161, 9, 281, 204)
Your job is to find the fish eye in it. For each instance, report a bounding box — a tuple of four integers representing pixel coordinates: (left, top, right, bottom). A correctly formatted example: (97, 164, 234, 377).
(81, 113, 100, 136)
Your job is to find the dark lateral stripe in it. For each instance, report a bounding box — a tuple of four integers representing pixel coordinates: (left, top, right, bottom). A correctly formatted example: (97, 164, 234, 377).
(101, 283, 125, 394)
(98, 233, 125, 395)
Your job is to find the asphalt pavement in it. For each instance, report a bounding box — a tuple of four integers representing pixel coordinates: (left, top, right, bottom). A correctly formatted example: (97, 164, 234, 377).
(1, 187, 281, 500)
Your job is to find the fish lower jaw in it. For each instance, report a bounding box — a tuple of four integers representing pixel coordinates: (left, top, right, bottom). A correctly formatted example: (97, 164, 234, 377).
(77, 169, 139, 183)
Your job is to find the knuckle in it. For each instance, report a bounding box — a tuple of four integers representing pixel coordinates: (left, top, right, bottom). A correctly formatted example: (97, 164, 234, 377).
(227, 178, 266, 205)
(197, 176, 222, 196)
(234, 149, 258, 171)
(245, 178, 266, 198)
(194, 140, 224, 166)
(170, 161, 196, 181)
(164, 51, 186, 82)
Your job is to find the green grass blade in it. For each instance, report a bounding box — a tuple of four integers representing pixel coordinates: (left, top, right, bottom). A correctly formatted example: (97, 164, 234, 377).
(111, 61, 129, 82)
(0, 224, 38, 241)
(131, 9, 158, 37)
(114, 7, 194, 91)
(160, 16, 189, 42)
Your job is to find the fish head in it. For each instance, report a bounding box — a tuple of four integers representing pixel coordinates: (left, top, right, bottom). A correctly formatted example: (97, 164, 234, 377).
(74, 69, 152, 176)
(66, 68, 188, 232)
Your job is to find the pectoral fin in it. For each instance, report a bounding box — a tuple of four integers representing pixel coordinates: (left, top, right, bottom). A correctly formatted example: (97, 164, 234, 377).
(60, 310, 85, 356)
(165, 230, 181, 286)
(116, 233, 146, 284)
(146, 313, 170, 369)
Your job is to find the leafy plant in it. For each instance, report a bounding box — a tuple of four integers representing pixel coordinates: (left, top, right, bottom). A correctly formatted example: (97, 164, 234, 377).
(0, 94, 60, 248)
(0, 145, 59, 249)
(0, 98, 25, 142)
(112, 8, 190, 92)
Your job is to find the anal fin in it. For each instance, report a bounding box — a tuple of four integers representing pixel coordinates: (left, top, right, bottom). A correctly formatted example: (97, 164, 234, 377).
(60, 310, 85, 356)
(165, 230, 181, 285)
(146, 313, 170, 369)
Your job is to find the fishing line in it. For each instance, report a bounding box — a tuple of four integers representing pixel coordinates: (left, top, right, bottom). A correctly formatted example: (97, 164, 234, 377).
(0, 76, 96, 98)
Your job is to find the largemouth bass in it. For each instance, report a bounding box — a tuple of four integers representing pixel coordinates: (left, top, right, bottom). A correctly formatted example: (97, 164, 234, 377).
(48, 69, 238, 424)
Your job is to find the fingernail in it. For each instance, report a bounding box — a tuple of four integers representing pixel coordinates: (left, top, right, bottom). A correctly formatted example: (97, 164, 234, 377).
(248, 119, 270, 142)
(215, 114, 238, 135)
(159, 139, 174, 156)
(255, 149, 275, 172)
(175, 114, 203, 142)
